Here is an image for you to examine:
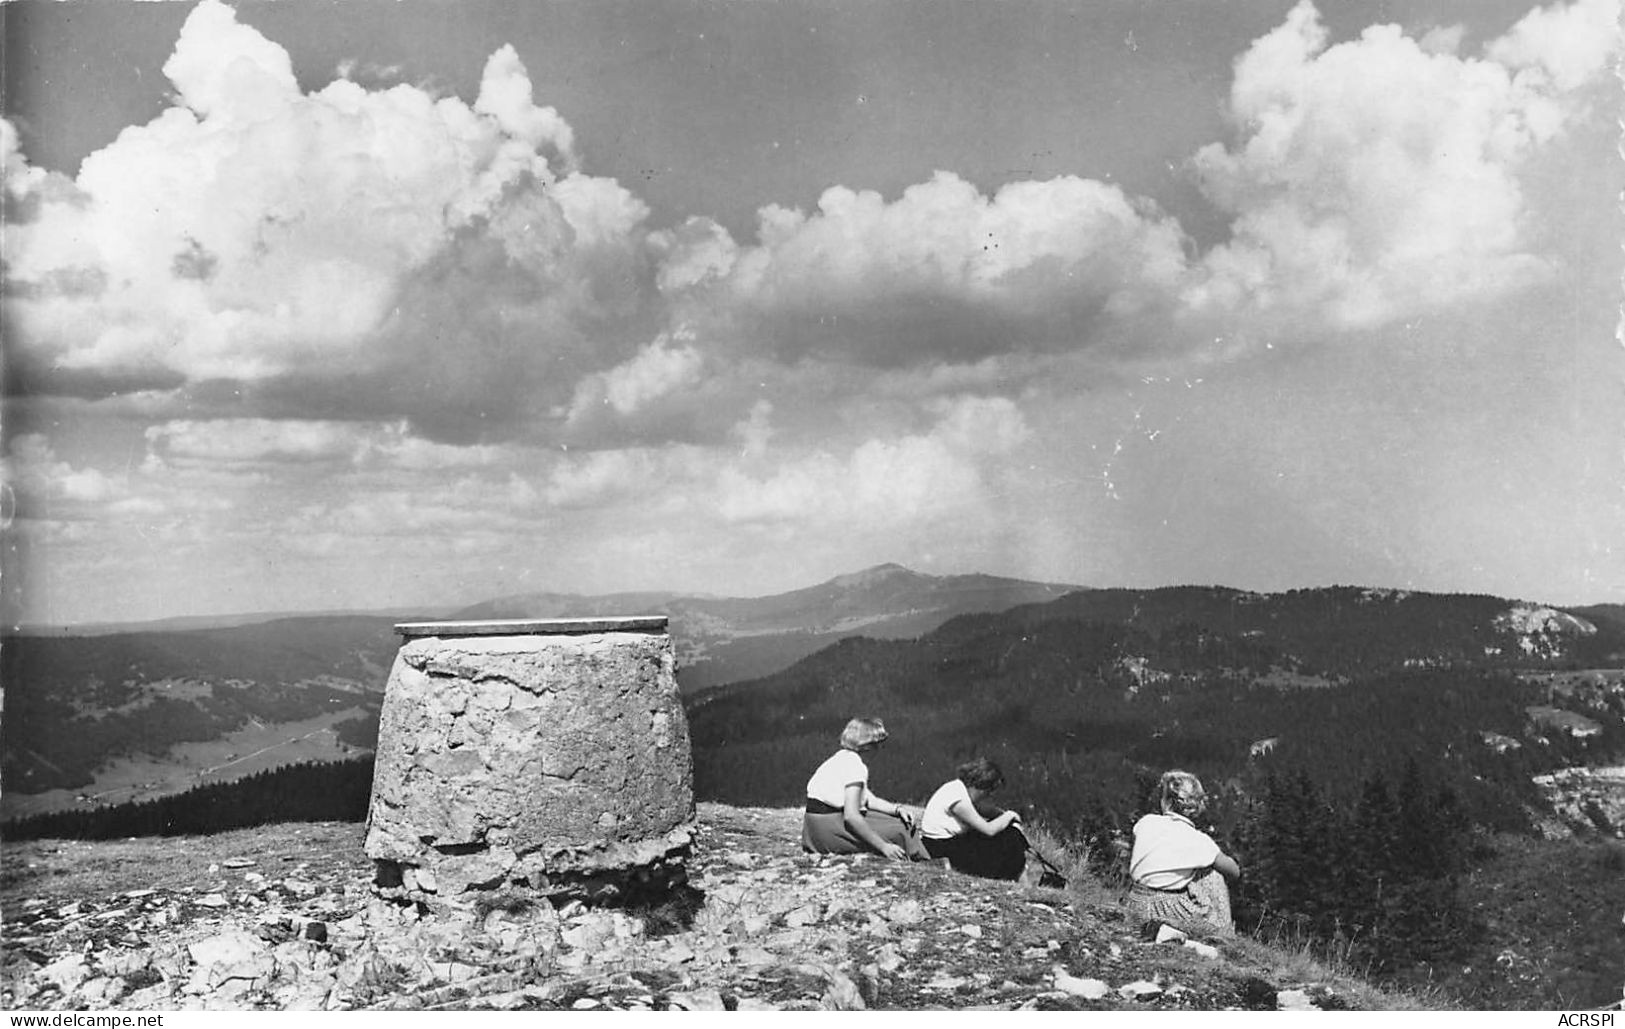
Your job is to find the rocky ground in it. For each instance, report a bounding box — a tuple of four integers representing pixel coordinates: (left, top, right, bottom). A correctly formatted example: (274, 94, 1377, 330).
(2, 804, 1410, 1011)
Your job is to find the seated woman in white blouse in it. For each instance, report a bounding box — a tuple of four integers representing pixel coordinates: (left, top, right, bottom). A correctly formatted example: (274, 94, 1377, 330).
(919, 757, 1027, 880)
(1127, 769, 1239, 938)
(801, 717, 928, 860)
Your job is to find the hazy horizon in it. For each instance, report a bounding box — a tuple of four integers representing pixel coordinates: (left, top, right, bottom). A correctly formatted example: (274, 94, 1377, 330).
(11, 560, 1622, 634)
(4, 0, 1621, 624)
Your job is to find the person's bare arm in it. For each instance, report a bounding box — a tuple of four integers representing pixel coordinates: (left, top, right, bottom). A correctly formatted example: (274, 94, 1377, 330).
(845, 783, 907, 860)
(1213, 851, 1240, 880)
(949, 798, 1021, 837)
(865, 792, 920, 830)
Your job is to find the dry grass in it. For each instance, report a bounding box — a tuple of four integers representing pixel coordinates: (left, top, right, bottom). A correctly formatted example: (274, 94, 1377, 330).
(1220, 934, 1450, 1010)
(1017, 822, 1129, 910)
(1014, 818, 1445, 1012)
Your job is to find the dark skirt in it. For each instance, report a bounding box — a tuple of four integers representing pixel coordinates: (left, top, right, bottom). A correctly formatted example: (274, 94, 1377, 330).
(801, 809, 929, 859)
(922, 828, 1027, 881)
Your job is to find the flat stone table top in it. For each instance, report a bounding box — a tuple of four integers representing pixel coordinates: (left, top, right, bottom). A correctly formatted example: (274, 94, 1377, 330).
(393, 616, 669, 638)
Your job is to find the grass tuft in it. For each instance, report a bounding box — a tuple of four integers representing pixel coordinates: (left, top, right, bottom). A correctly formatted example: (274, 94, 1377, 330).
(1018, 820, 1128, 911)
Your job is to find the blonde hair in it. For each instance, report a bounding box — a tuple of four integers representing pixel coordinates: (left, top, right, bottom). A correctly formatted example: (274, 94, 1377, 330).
(839, 717, 889, 751)
(1158, 769, 1207, 818)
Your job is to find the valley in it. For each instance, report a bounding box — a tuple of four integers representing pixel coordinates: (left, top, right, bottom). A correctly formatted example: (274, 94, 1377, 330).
(2, 707, 371, 821)
(1, 564, 1085, 814)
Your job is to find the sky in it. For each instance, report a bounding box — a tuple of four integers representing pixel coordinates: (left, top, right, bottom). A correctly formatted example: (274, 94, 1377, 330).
(2, 0, 1622, 626)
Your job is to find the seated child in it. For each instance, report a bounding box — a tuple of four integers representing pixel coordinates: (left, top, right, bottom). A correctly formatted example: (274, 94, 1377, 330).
(919, 757, 1027, 880)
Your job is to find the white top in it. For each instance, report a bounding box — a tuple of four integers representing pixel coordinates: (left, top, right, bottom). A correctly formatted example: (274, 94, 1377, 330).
(1129, 812, 1221, 890)
(806, 749, 874, 809)
(395, 616, 666, 637)
(921, 778, 977, 840)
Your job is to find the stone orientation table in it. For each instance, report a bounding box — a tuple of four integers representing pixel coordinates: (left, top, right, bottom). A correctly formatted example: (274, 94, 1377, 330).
(364, 617, 694, 906)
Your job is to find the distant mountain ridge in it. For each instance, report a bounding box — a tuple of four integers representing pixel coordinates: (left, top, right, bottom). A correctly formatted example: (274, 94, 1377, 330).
(456, 563, 1089, 688)
(7, 570, 1619, 821)
(0, 565, 1085, 812)
(6, 608, 442, 638)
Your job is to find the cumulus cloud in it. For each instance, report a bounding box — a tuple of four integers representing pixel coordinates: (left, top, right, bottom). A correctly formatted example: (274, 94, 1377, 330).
(565, 329, 706, 424)
(368, 433, 515, 472)
(651, 218, 740, 295)
(162, 0, 298, 119)
(927, 394, 1034, 455)
(1, 0, 653, 441)
(1, 118, 50, 200)
(285, 472, 542, 542)
(143, 418, 513, 470)
(731, 401, 775, 459)
(2, 435, 125, 514)
(6, 0, 1609, 457)
(145, 419, 372, 467)
(714, 395, 1030, 526)
(660, 171, 1190, 367)
(5, 0, 1615, 620)
(544, 449, 661, 509)
(1488, 0, 1623, 89)
(717, 437, 974, 526)
(473, 44, 575, 166)
(553, 327, 826, 450)
(539, 392, 1033, 530)
(1184, 0, 1620, 329)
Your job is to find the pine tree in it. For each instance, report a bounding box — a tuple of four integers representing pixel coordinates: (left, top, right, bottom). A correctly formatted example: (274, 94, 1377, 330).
(1243, 772, 1346, 939)
(1369, 758, 1475, 968)
(1347, 770, 1399, 936)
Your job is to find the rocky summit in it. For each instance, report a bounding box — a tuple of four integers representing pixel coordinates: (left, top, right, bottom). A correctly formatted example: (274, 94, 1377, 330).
(2, 805, 1384, 1012)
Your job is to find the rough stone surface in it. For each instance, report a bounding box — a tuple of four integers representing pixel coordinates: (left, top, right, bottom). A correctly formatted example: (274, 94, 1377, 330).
(3, 807, 1405, 1012)
(365, 624, 694, 902)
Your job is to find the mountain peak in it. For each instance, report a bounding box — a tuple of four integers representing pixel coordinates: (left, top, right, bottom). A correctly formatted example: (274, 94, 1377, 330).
(825, 563, 923, 589)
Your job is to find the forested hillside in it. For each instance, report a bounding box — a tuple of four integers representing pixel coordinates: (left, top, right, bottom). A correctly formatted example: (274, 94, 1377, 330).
(1000, 586, 1624, 672)
(687, 587, 1625, 993)
(0, 617, 402, 794)
(688, 587, 1624, 832)
(1, 759, 376, 841)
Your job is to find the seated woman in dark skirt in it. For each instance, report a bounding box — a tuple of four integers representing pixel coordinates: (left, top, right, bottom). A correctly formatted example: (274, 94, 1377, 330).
(918, 757, 1027, 880)
(801, 717, 928, 860)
